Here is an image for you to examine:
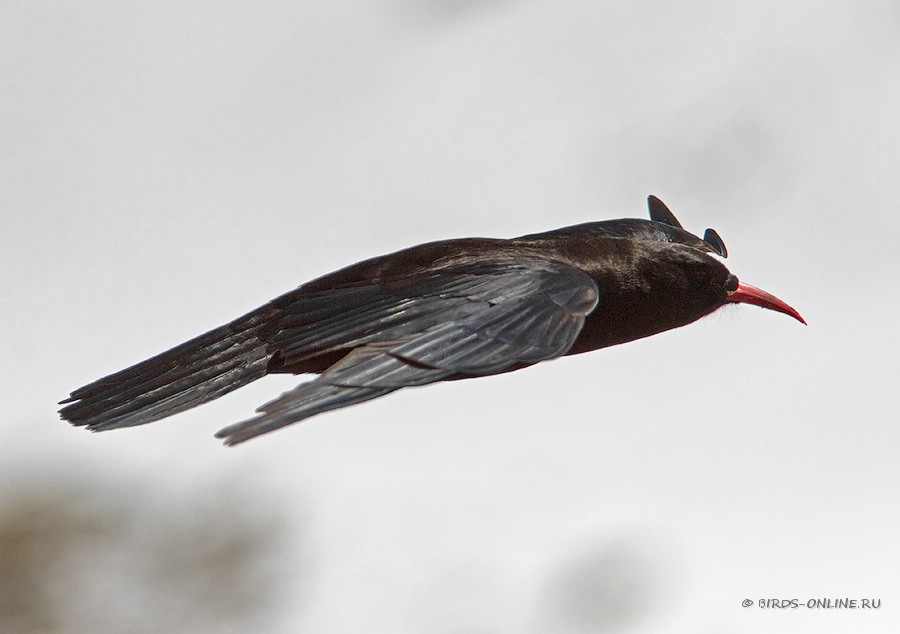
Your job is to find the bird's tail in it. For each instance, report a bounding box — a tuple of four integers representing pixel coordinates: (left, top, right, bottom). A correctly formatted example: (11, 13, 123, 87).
(59, 307, 278, 432)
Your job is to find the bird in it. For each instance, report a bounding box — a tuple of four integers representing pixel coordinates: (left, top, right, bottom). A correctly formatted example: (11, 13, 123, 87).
(60, 196, 805, 445)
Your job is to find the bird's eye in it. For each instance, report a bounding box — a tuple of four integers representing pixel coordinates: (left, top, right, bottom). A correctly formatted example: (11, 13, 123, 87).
(725, 274, 739, 292)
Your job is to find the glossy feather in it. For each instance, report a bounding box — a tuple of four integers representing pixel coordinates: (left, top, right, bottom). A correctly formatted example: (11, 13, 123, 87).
(60, 196, 801, 444)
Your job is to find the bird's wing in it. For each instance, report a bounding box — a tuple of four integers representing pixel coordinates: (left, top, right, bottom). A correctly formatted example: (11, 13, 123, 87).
(215, 260, 599, 444)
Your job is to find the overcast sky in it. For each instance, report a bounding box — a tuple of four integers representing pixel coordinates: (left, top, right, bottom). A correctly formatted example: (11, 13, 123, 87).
(3, 1, 900, 632)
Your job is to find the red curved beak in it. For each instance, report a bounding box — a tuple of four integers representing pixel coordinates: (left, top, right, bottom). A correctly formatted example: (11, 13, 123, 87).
(728, 282, 806, 325)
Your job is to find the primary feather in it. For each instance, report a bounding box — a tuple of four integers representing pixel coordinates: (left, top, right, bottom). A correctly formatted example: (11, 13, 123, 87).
(62, 259, 598, 444)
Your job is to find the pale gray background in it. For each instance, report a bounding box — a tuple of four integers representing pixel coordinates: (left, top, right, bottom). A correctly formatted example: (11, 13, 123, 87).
(3, 1, 899, 632)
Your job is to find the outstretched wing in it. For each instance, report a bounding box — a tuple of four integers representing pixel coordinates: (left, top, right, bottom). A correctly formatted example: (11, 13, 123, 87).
(216, 259, 599, 444)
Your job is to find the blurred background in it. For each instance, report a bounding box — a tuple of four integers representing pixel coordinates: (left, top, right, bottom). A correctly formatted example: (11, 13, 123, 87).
(2, 1, 899, 632)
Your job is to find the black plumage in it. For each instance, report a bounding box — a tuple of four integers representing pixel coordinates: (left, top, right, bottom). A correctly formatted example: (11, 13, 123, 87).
(60, 196, 804, 445)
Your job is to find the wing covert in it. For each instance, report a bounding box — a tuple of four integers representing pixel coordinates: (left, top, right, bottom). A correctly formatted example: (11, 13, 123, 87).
(216, 259, 599, 444)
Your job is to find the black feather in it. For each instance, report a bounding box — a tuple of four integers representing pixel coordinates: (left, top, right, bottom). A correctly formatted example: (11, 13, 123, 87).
(647, 195, 683, 229)
(703, 228, 728, 258)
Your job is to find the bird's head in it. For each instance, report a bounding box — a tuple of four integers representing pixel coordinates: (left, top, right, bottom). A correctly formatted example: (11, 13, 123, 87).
(557, 196, 805, 352)
(634, 240, 805, 329)
(634, 195, 805, 329)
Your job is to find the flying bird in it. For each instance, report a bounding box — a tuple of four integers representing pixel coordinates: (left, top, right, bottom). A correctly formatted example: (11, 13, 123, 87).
(60, 196, 804, 445)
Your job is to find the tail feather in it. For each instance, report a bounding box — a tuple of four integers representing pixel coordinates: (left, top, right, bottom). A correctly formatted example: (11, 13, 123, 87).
(60, 308, 277, 431)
